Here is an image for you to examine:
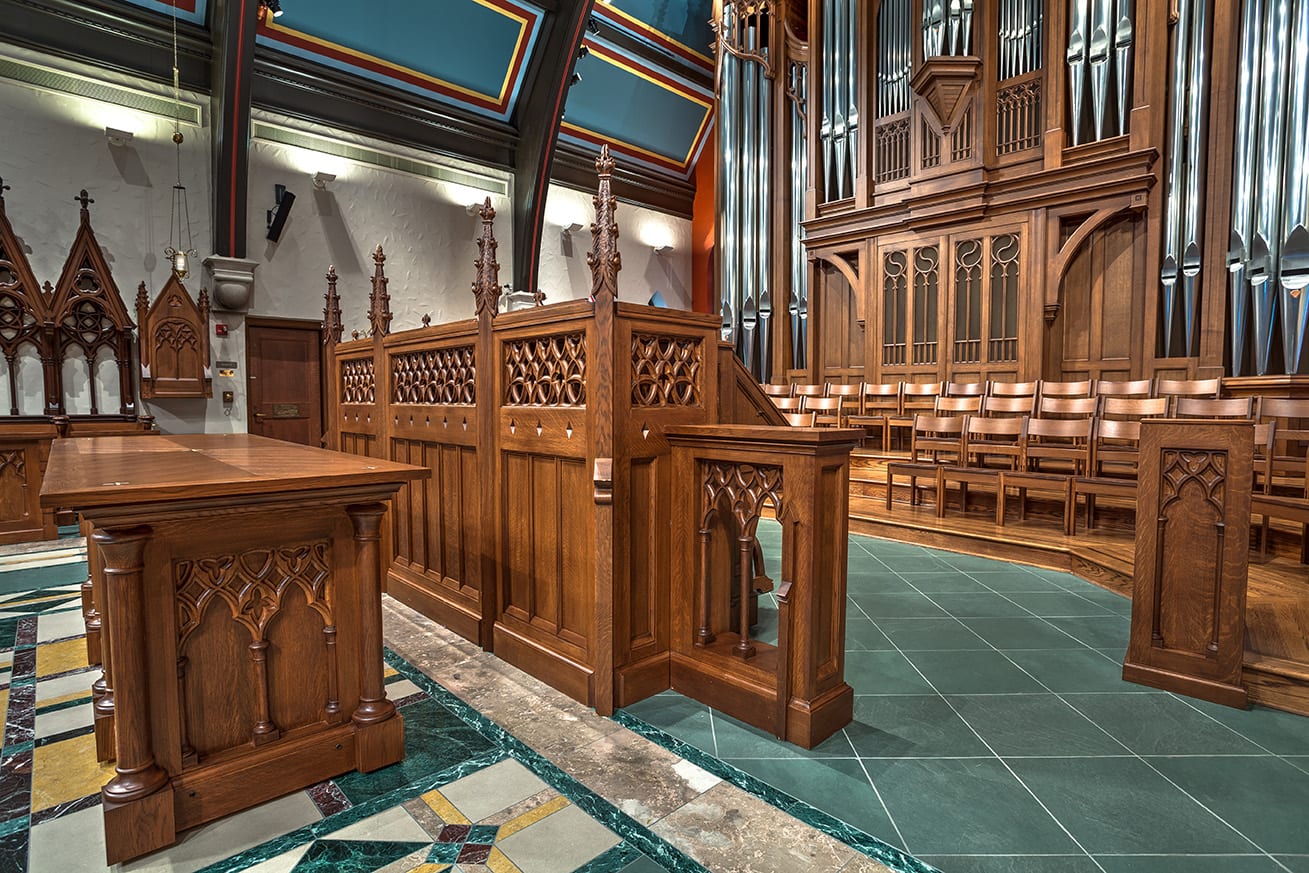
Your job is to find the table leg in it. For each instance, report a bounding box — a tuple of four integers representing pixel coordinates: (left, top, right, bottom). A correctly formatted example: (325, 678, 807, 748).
(347, 503, 404, 773)
(94, 525, 175, 864)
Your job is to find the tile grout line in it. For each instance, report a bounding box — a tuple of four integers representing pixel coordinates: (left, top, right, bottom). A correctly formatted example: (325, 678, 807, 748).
(861, 536, 1293, 873)
(845, 585, 1110, 873)
(841, 725, 911, 853)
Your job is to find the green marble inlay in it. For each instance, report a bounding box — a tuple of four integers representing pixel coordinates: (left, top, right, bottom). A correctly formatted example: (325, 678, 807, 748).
(33, 696, 93, 717)
(289, 838, 430, 873)
(0, 814, 29, 839)
(573, 841, 646, 873)
(613, 710, 940, 873)
(426, 841, 462, 863)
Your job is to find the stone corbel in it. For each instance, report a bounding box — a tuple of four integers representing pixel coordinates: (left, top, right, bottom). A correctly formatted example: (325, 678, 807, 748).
(204, 255, 258, 311)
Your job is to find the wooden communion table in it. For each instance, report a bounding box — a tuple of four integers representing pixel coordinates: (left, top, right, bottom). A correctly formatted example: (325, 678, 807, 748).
(40, 433, 428, 864)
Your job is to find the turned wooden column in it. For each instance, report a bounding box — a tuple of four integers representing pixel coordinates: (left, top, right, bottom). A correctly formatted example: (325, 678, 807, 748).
(347, 502, 404, 773)
(94, 525, 175, 864)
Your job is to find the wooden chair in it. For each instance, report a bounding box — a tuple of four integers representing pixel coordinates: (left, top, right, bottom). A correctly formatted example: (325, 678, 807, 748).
(886, 414, 963, 513)
(886, 381, 943, 451)
(988, 380, 1039, 399)
(847, 382, 901, 451)
(1037, 395, 1098, 419)
(762, 383, 793, 398)
(826, 382, 864, 426)
(771, 396, 804, 411)
(945, 380, 988, 397)
(1038, 379, 1093, 399)
(942, 415, 1027, 521)
(793, 384, 826, 400)
(1000, 417, 1093, 535)
(935, 395, 983, 416)
(1093, 378, 1153, 398)
(805, 396, 843, 427)
(1073, 417, 1144, 530)
(1258, 398, 1309, 494)
(982, 395, 1035, 417)
(1098, 395, 1170, 421)
(782, 411, 816, 427)
(1153, 377, 1221, 400)
(1172, 396, 1256, 420)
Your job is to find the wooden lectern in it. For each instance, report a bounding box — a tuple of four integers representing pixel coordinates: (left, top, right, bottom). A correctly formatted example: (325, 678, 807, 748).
(40, 434, 428, 864)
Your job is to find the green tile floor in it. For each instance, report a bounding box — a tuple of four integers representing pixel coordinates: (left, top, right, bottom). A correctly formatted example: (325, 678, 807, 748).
(621, 526, 1309, 873)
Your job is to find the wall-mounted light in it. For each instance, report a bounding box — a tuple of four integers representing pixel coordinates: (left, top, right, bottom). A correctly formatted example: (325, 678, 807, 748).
(652, 244, 672, 255)
(311, 171, 336, 190)
(587, 16, 600, 34)
(569, 72, 583, 86)
(577, 45, 590, 60)
(105, 127, 133, 147)
(466, 203, 483, 216)
(561, 222, 584, 238)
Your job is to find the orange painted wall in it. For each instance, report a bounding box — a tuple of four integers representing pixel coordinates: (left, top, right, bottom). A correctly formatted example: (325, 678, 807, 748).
(690, 126, 716, 314)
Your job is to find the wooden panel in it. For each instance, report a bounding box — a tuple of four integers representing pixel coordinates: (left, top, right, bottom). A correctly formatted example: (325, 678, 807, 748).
(0, 442, 47, 541)
(1125, 420, 1253, 707)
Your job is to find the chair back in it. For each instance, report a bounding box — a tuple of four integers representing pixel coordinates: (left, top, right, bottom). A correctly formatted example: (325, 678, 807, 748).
(1172, 396, 1256, 419)
(859, 382, 901, 416)
(909, 414, 965, 461)
(988, 380, 1040, 398)
(900, 381, 944, 414)
(945, 380, 988, 397)
(793, 383, 826, 398)
(936, 395, 982, 415)
(1153, 377, 1221, 399)
(762, 383, 793, 397)
(1099, 396, 1169, 419)
(1093, 378, 1153, 398)
(1039, 379, 1092, 399)
(771, 396, 804, 411)
(805, 396, 843, 426)
(1037, 395, 1098, 418)
(983, 395, 1035, 417)
(783, 411, 816, 427)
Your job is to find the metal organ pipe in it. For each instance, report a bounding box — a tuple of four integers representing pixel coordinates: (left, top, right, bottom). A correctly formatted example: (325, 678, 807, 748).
(1159, 0, 1192, 357)
(1280, 0, 1309, 371)
(757, 30, 772, 380)
(1114, 0, 1134, 134)
(790, 63, 808, 370)
(821, 0, 834, 197)
(1250, 0, 1291, 375)
(1088, 0, 1112, 141)
(846, 0, 858, 194)
(1067, 0, 1090, 145)
(1228, 0, 1264, 375)
(1180, 0, 1209, 358)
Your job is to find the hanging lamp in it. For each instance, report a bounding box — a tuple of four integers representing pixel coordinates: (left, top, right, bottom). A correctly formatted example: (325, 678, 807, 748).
(164, 0, 196, 280)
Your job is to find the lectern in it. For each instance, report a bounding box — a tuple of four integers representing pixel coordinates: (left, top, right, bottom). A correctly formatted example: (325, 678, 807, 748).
(40, 434, 428, 864)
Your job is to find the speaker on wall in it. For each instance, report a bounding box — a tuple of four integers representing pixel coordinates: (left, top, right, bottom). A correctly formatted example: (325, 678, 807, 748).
(266, 184, 296, 242)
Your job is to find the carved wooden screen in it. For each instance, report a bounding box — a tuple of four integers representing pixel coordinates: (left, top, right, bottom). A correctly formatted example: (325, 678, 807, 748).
(0, 185, 45, 417)
(137, 275, 211, 399)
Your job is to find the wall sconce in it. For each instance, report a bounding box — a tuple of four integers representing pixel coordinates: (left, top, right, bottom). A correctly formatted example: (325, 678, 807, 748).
(466, 203, 483, 216)
(311, 171, 336, 190)
(652, 244, 672, 255)
(105, 127, 133, 147)
(561, 222, 584, 238)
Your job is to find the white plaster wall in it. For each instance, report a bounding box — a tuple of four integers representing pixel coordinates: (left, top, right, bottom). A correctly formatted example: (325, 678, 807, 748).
(537, 183, 692, 309)
(244, 109, 515, 335)
(0, 43, 229, 433)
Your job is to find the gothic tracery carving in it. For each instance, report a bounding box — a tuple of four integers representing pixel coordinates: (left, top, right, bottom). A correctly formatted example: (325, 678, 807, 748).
(631, 334, 703, 407)
(504, 333, 586, 406)
(341, 357, 376, 404)
(392, 345, 476, 404)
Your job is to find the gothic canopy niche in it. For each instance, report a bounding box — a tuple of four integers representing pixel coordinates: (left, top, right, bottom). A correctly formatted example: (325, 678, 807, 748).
(136, 274, 212, 399)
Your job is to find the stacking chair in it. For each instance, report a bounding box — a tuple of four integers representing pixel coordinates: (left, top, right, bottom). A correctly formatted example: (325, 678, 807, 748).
(1093, 378, 1153, 399)
(782, 411, 816, 427)
(1153, 377, 1221, 402)
(945, 381, 988, 397)
(1073, 417, 1145, 530)
(826, 382, 864, 426)
(982, 395, 1035, 418)
(793, 384, 826, 402)
(1000, 417, 1093, 535)
(941, 415, 1026, 520)
(1098, 395, 1169, 421)
(988, 380, 1040, 399)
(1038, 379, 1093, 400)
(771, 396, 804, 412)
(1172, 396, 1256, 419)
(1256, 397, 1309, 560)
(886, 414, 964, 513)
(847, 382, 901, 451)
(762, 383, 793, 398)
(886, 381, 943, 451)
(1037, 395, 1098, 419)
(805, 396, 843, 427)
(935, 395, 983, 416)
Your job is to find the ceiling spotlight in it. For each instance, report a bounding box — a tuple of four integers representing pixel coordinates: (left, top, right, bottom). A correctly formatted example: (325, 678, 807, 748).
(577, 45, 589, 60)
(466, 203, 482, 216)
(104, 127, 133, 147)
(267, 0, 284, 17)
(311, 171, 336, 190)
(561, 222, 584, 237)
(652, 244, 672, 255)
(569, 72, 583, 86)
(587, 16, 600, 34)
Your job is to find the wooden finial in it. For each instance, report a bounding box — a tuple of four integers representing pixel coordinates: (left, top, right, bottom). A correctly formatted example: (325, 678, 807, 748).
(472, 197, 501, 318)
(421, 313, 431, 327)
(532, 289, 547, 306)
(367, 247, 392, 337)
(0, 177, 9, 206)
(323, 264, 343, 345)
(74, 189, 94, 223)
(587, 144, 621, 302)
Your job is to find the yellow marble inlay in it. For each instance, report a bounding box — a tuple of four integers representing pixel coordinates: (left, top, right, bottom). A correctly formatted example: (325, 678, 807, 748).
(0, 688, 8, 718)
(35, 638, 87, 678)
(3, 592, 79, 609)
(421, 788, 470, 825)
(384, 665, 400, 678)
(404, 865, 450, 873)
(495, 795, 570, 840)
(487, 846, 523, 873)
(34, 687, 92, 709)
(31, 732, 114, 813)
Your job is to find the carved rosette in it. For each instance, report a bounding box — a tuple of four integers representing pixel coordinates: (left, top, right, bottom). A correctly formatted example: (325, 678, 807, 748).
(587, 145, 622, 302)
(367, 246, 392, 338)
(472, 198, 500, 318)
(503, 333, 587, 406)
(341, 357, 376, 404)
(703, 462, 784, 530)
(391, 345, 476, 404)
(323, 265, 343, 345)
(631, 334, 703, 407)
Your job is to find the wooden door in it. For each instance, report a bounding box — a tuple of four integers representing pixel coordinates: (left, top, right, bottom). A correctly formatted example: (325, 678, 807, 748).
(815, 261, 865, 384)
(247, 319, 323, 447)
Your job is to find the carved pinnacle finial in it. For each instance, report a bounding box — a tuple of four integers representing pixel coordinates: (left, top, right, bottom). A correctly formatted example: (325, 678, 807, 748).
(74, 189, 94, 223)
(367, 246, 392, 337)
(587, 144, 621, 303)
(135, 281, 149, 311)
(0, 177, 8, 207)
(472, 197, 500, 319)
(323, 264, 343, 345)
(421, 313, 431, 327)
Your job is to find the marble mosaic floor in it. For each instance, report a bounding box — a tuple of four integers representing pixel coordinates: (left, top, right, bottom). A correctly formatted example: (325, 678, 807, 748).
(623, 525, 1309, 873)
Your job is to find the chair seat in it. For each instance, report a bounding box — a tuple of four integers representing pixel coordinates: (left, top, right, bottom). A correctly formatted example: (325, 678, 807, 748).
(1000, 470, 1075, 535)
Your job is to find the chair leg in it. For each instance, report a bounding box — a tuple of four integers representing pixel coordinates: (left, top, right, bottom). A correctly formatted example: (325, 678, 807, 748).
(1062, 482, 1075, 537)
(996, 479, 1006, 525)
(1018, 487, 1028, 522)
(886, 470, 894, 511)
(934, 468, 946, 519)
(1085, 493, 1097, 530)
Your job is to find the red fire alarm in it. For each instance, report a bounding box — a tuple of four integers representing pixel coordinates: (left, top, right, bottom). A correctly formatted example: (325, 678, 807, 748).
(215, 323, 229, 337)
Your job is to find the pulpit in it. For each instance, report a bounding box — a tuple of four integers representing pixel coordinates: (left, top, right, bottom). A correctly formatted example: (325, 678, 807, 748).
(40, 434, 428, 864)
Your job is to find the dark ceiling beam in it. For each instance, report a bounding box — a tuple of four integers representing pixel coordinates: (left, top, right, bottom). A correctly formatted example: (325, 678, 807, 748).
(0, 0, 210, 90)
(209, 0, 259, 258)
(510, 0, 596, 296)
(251, 51, 518, 171)
(552, 141, 694, 219)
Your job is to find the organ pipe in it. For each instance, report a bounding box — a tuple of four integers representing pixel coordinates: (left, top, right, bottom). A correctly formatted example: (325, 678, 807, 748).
(789, 62, 809, 370)
(1227, 0, 1263, 375)
(923, 0, 972, 56)
(1250, 0, 1291, 375)
(1000, 0, 1044, 81)
(1179, 0, 1209, 358)
(1280, 0, 1309, 371)
(1067, 0, 1132, 144)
